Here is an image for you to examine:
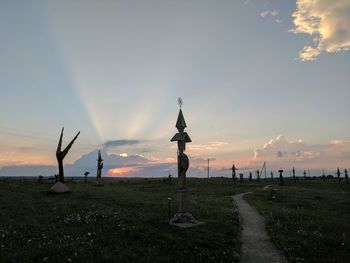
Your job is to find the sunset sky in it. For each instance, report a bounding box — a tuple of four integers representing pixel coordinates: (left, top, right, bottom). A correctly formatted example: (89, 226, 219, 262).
(1, 0, 349, 177)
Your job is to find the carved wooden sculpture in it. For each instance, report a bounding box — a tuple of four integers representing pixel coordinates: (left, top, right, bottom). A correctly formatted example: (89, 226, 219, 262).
(56, 127, 80, 183)
(232, 163, 236, 183)
(292, 166, 296, 183)
(169, 99, 201, 226)
(96, 150, 103, 180)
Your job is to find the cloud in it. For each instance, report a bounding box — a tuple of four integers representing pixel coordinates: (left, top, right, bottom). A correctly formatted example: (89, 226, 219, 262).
(0, 165, 56, 177)
(243, 0, 252, 5)
(72, 149, 152, 171)
(187, 141, 228, 151)
(260, 9, 279, 18)
(0, 149, 154, 177)
(108, 167, 141, 176)
(291, 0, 350, 61)
(102, 139, 142, 148)
(190, 157, 216, 168)
(251, 135, 350, 169)
(0, 147, 225, 178)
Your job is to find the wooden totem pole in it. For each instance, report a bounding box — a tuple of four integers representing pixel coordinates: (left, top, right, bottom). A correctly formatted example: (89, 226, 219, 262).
(96, 150, 104, 180)
(170, 98, 199, 226)
(232, 162, 236, 183)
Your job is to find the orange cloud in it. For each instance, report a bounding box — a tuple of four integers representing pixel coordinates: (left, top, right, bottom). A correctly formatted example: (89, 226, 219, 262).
(107, 167, 140, 176)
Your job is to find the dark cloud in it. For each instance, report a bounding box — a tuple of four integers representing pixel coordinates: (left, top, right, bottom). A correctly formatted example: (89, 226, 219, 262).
(0, 165, 56, 177)
(277, 151, 283, 158)
(102, 140, 142, 148)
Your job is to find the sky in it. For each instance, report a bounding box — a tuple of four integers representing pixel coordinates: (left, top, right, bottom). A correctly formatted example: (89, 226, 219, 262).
(0, 0, 349, 178)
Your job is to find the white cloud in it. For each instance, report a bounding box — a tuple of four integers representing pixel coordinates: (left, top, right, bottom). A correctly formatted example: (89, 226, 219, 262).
(291, 0, 350, 61)
(243, 0, 252, 5)
(251, 135, 350, 169)
(188, 141, 228, 151)
(260, 9, 279, 18)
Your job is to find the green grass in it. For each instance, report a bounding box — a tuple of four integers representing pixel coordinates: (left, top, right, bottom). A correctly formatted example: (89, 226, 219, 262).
(0, 178, 241, 263)
(244, 180, 350, 263)
(4, 178, 347, 263)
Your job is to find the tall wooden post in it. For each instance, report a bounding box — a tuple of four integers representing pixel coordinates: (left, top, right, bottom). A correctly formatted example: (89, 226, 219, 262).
(232, 162, 236, 183)
(170, 99, 199, 226)
(96, 150, 104, 180)
(278, 169, 284, 186)
(207, 158, 210, 179)
(56, 127, 80, 183)
(292, 166, 296, 183)
(337, 168, 341, 183)
(345, 169, 348, 183)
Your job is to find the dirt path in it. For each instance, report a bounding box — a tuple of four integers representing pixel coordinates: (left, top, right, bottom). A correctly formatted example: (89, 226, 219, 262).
(233, 193, 288, 263)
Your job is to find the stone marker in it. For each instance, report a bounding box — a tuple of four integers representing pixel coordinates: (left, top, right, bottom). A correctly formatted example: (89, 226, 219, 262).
(48, 181, 70, 194)
(169, 98, 201, 227)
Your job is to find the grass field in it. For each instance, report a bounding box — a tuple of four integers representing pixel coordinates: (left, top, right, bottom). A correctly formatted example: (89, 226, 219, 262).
(244, 180, 350, 263)
(0, 178, 242, 263)
(1, 178, 349, 263)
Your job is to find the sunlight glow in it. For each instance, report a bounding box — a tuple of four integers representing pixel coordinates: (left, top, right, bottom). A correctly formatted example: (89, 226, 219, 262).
(108, 167, 140, 176)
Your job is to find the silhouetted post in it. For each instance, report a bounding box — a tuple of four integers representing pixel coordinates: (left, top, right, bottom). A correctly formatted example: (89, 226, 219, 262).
(278, 169, 284, 186)
(207, 158, 210, 179)
(345, 169, 348, 183)
(239, 173, 243, 183)
(249, 172, 252, 182)
(303, 170, 307, 180)
(322, 170, 326, 182)
(337, 168, 341, 183)
(96, 150, 104, 180)
(84, 171, 89, 183)
(270, 171, 274, 181)
(256, 169, 260, 181)
(56, 127, 80, 183)
(38, 175, 43, 183)
(170, 99, 198, 225)
(232, 163, 236, 184)
(292, 166, 296, 183)
(168, 197, 172, 219)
